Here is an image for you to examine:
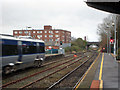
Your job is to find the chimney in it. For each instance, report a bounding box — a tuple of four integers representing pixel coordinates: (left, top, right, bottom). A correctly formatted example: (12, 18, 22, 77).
(84, 36, 86, 41)
(44, 25, 52, 30)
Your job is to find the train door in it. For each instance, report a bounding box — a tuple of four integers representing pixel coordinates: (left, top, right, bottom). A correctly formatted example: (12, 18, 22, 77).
(17, 41, 22, 63)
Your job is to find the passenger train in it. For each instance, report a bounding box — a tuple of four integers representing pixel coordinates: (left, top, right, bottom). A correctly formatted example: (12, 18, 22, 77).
(1, 34, 45, 74)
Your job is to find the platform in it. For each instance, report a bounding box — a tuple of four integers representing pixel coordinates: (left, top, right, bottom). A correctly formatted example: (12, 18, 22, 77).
(45, 54, 64, 61)
(75, 53, 120, 89)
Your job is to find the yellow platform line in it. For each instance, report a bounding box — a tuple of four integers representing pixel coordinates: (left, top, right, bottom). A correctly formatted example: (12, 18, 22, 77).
(99, 53, 104, 80)
(74, 53, 101, 90)
(99, 53, 104, 90)
(99, 80, 103, 90)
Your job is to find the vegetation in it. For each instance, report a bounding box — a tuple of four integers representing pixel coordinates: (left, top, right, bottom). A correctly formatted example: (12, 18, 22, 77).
(65, 38, 87, 53)
(97, 14, 120, 59)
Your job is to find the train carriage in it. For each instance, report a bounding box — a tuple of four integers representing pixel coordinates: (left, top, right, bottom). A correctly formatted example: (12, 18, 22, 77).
(1, 34, 45, 74)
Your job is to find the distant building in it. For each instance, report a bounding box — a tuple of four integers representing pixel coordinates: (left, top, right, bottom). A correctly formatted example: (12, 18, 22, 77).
(13, 25, 71, 49)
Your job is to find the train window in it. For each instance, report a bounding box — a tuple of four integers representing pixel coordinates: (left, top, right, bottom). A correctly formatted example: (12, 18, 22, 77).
(22, 41, 37, 54)
(2, 39, 18, 56)
(39, 43, 45, 53)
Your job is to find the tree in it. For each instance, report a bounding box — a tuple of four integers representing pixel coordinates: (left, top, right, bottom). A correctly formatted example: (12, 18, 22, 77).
(97, 14, 120, 59)
(97, 14, 115, 46)
(65, 37, 87, 53)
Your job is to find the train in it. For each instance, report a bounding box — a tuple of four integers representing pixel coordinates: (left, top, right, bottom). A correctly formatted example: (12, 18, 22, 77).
(1, 34, 45, 74)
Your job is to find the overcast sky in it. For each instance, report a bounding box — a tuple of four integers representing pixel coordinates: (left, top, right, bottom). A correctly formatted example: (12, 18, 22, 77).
(1, 0, 110, 41)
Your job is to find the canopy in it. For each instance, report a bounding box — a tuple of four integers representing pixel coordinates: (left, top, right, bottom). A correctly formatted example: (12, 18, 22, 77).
(86, 0, 120, 14)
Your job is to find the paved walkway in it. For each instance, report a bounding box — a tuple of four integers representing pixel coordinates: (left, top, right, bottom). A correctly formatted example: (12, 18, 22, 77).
(95, 53, 119, 89)
(75, 53, 120, 89)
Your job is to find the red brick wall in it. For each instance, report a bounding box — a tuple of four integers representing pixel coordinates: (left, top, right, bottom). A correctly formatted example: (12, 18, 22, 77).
(13, 26, 71, 44)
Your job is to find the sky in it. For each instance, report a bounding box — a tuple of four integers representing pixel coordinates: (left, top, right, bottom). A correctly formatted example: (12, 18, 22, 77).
(1, 0, 110, 41)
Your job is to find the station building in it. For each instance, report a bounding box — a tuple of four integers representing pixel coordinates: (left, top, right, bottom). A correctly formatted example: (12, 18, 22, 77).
(13, 25, 71, 49)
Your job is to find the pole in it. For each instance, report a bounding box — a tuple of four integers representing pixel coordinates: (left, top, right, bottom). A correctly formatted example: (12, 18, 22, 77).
(108, 30, 110, 53)
(114, 15, 117, 60)
(107, 32, 109, 53)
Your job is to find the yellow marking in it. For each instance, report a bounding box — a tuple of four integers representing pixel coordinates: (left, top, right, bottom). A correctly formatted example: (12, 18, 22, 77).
(98, 53, 104, 90)
(99, 53, 104, 80)
(75, 53, 101, 90)
(99, 80, 103, 90)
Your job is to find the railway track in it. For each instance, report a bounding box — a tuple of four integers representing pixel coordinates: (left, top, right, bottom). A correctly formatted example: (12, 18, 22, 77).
(2, 53, 87, 89)
(47, 53, 98, 89)
(2, 53, 74, 79)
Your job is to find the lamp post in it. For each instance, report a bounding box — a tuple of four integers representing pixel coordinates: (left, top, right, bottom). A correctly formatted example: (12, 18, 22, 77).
(113, 15, 117, 60)
(107, 31, 109, 53)
(111, 16, 117, 60)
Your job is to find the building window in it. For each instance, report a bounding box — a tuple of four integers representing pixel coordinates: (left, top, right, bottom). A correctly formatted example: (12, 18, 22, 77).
(19, 31, 22, 34)
(37, 35, 42, 38)
(24, 31, 28, 34)
(49, 31, 53, 33)
(14, 31, 18, 34)
(37, 31, 42, 33)
(45, 39, 47, 41)
(55, 31, 59, 33)
(45, 35, 47, 37)
(49, 39, 53, 41)
(55, 39, 58, 41)
(33, 31, 36, 33)
(55, 35, 59, 37)
(49, 35, 53, 37)
(45, 31, 47, 33)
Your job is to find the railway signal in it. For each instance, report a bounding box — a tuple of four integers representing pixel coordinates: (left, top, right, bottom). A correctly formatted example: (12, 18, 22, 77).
(110, 38, 114, 44)
(60, 41, 62, 45)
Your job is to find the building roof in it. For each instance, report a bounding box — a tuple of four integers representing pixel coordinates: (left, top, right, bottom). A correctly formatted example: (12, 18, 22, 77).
(1, 34, 44, 43)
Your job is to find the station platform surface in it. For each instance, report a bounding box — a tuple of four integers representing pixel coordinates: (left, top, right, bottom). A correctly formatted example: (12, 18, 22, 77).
(45, 54, 60, 57)
(75, 53, 120, 89)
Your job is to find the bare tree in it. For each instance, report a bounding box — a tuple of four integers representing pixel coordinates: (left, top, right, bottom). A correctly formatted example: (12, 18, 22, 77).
(97, 14, 120, 58)
(97, 14, 116, 47)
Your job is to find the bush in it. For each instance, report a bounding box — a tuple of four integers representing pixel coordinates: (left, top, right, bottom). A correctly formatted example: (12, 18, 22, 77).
(65, 47, 71, 53)
(65, 38, 87, 53)
(71, 46, 80, 52)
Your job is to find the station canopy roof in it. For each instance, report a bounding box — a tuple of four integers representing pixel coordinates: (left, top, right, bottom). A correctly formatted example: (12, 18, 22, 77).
(86, 0, 120, 14)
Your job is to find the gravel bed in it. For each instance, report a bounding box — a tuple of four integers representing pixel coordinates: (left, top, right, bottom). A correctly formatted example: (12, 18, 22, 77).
(2, 55, 73, 84)
(23, 53, 93, 88)
(2, 52, 91, 89)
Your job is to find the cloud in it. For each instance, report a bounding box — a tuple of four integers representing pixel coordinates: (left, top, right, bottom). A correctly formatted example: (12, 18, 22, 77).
(1, 0, 109, 41)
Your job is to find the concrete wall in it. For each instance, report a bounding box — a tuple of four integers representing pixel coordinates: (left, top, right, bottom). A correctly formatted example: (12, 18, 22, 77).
(62, 43, 71, 48)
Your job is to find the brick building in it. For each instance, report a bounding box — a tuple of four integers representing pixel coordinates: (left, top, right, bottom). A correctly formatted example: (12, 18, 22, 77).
(13, 25, 71, 49)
